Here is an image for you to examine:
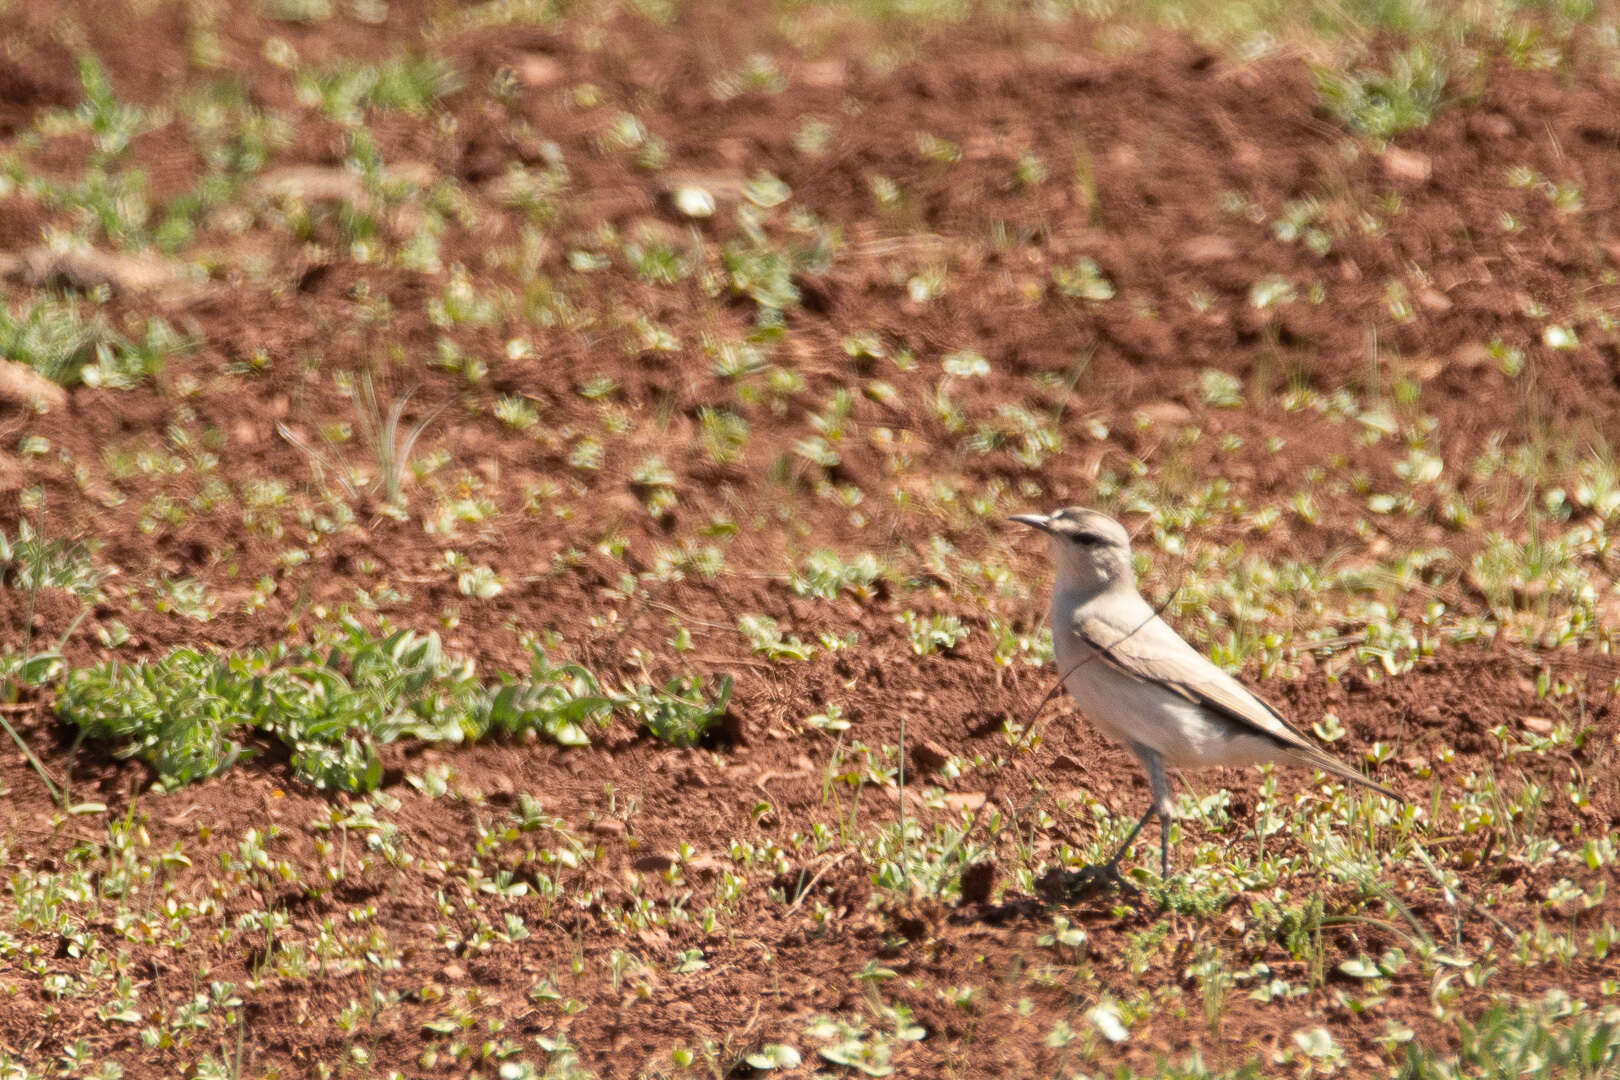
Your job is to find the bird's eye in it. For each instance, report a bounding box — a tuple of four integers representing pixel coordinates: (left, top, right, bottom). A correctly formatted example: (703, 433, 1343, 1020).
(1073, 531, 1104, 547)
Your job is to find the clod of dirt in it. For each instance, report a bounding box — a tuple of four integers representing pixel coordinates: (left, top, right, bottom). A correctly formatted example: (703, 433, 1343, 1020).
(0, 358, 68, 411)
(632, 852, 678, 873)
(1, 245, 198, 300)
(883, 896, 948, 941)
(910, 737, 953, 775)
(959, 859, 996, 906)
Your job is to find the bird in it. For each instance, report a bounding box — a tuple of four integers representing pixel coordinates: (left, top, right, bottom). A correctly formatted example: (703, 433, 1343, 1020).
(1011, 507, 1404, 882)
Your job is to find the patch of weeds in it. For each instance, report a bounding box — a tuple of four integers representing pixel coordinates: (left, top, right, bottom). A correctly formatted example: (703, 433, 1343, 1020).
(630, 455, 678, 517)
(1272, 197, 1334, 256)
(57, 646, 257, 789)
(1400, 990, 1619, 1078)
(595, 111, 667, 170)
(805, 994, 925, 1077)
(738, 614, 816, 662)
(621, 673, 732, 747)
(898, 611, 968, 655)
(56, 619, 742, 791)
(1051, 256, 1114, 301)
(37, 55, 161, 162)
(494, 394, 540, 431)
(297, 54, 463, 124)
(712, 53, 786, 99)
(723, 238, 801, 313)
(0, 297, 189, 389)
(697, 406, 749, 465)
(962, 404, 1061, 468)
(147, 573, 218, 621)
(0, 524, 107, 603)
(791, 550, 884, 601)
(282, 373, 441, 515)
(262, 0, 332, 22)
(1316, 44, 1449, 139)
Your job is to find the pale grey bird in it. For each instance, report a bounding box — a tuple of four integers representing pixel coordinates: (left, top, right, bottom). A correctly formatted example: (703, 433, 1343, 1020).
(1012, 507, 1403, 881)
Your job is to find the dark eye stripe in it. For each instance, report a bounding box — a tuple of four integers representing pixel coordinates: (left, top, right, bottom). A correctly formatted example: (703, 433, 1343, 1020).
(1074, 531, 1104, 546)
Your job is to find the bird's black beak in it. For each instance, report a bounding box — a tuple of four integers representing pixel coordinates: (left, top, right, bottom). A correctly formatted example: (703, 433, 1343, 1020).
(1009, 513, 1052, 534)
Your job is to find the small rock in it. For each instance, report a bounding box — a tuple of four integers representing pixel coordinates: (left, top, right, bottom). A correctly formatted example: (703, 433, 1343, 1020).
(1520, 715, 1554, 735)
(1381, 147, 1432, 183)
(1412, 357, 1445, 381)
(1106, 144, 1140, 171)
(1451, 341, 1492, 369)
(1417, 287, 1452, 312)
(670, 185, 715, 219)
(1470, 113, 1515, 139)
(798, 59, 847, 89)
(684, 854, 726, 877)
(516, 52, 563, 87)
(1178, 235, 1237, 264)
(1135, 400, 1194, 426)
(587, 818, 626, 837)
(442, 963, 468, 981)
(658, 171, 746, 211)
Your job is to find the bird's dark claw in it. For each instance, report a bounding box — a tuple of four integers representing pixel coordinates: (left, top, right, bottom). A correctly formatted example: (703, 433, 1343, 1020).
(1036, 861, 1139, 900)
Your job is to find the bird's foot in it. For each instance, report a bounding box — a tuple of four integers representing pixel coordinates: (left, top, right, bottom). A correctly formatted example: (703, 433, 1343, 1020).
(1036, 861, 1138, 900)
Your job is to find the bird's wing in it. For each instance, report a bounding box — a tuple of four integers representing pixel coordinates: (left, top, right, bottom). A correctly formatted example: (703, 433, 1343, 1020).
(1070, 598, 1404, 802)
(1073, 605, 1315, 752)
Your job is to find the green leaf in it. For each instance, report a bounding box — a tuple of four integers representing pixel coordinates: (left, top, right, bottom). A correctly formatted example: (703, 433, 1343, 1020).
(942, 351, 990, 378)
(745, 1044, 801, 1069)
(1338, 956, 1383, 979)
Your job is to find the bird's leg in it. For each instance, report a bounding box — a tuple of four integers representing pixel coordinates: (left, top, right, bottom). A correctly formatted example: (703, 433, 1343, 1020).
(1046, 745, 1176, 898)
(1135, 744, 1175, 880)
(1100, 804, 1157, 872)
(1096, 743, 1175, 879)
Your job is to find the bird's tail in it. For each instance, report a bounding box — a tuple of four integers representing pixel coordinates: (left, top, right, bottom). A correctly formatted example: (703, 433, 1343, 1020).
(1285, 745, 1407, 804)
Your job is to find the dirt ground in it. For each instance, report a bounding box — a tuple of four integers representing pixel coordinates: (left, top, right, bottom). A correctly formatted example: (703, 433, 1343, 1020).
(1, 2, 1618, 1077)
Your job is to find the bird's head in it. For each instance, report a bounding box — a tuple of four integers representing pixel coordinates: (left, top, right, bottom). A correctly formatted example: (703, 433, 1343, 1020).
(1010, 507, 1136, 594)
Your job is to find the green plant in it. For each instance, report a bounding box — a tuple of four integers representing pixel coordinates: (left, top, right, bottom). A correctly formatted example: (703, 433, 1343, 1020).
(0, 299, 185, 389)
(738, 614, 815, 661)
(55, 621, 603, 792)
(899, 611, 968, 656)
(622, 673, 732, 746)
(358, 375, 442, 511)
(1317, 44, 1448, 139)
